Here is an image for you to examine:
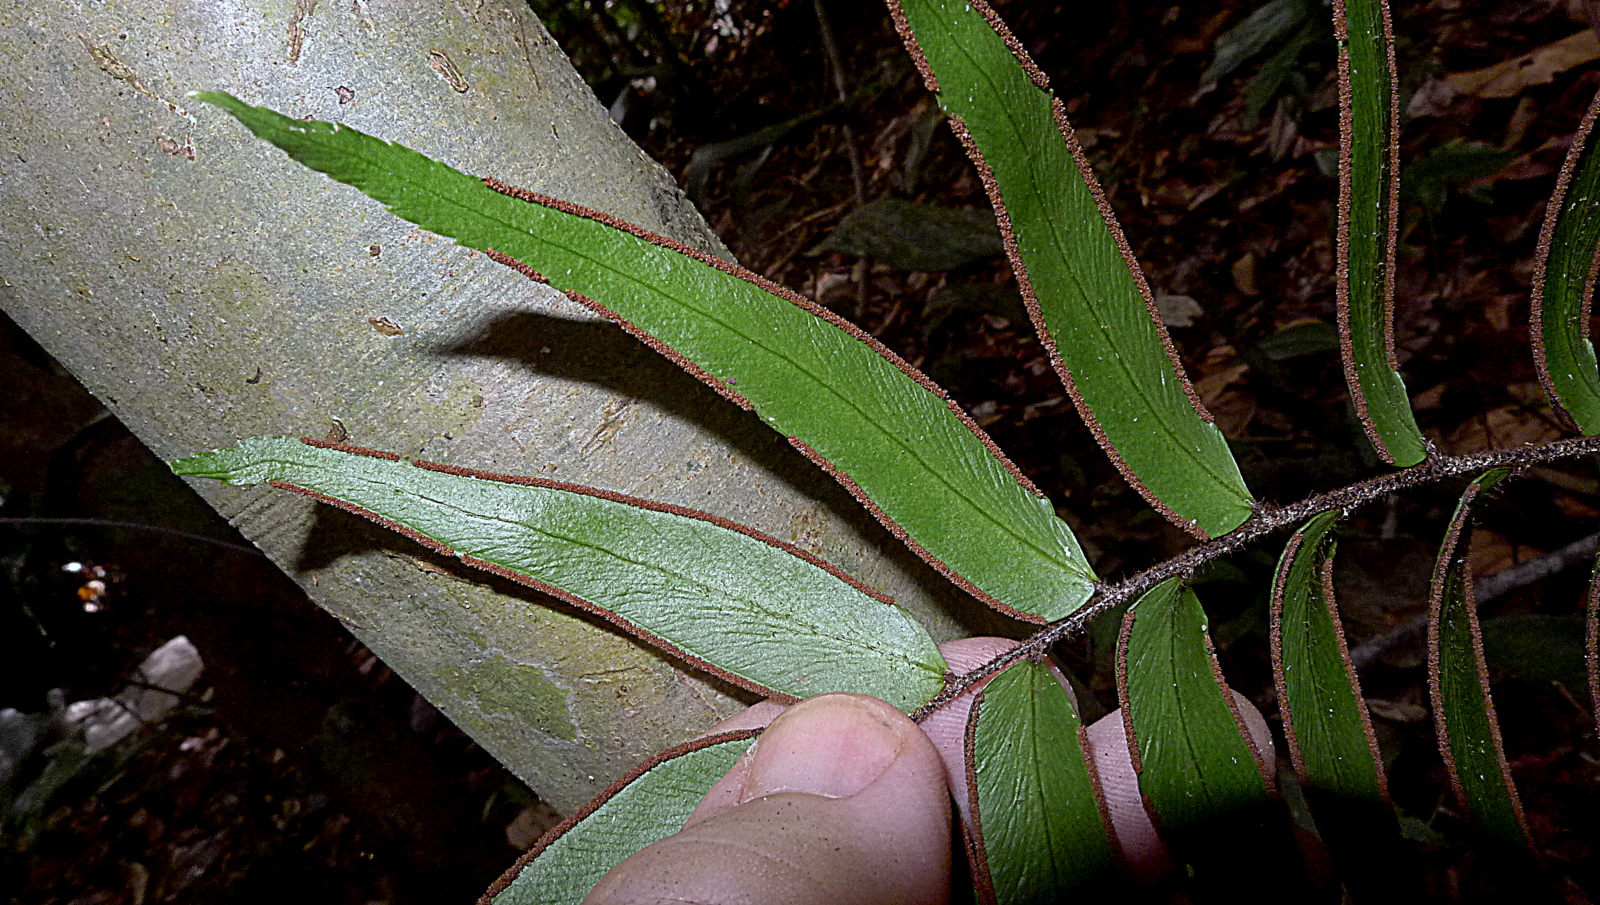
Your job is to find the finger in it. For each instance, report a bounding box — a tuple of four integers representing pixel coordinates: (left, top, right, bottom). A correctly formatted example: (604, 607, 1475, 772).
(689, 700, 794, 821)
(920, 638, 1078, 817)
(1087, 689, 1276, 884)
(583, 694, 951, 905)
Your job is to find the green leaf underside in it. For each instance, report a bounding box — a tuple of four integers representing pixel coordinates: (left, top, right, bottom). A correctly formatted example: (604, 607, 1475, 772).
(489, 733, 756, 905)
(172, 437, 946, 711)
(194, 91, 1094, 623)
(1336, 0, 1428, 466)
(1121, 579, 1269, 835)
(1429, 469, 1535, 851)
(1271, 511, 1387, 804)
(1534, 89, 1600, 434)
(890, 0, 1254, 537)
(968, 661, 1114, 903)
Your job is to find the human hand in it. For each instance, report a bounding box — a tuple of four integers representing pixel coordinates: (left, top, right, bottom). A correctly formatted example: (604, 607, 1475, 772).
(584, 639, 1273, 904)
(582, 692, 952, 905)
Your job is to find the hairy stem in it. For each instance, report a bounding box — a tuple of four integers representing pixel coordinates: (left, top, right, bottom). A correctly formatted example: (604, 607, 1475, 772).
(911, 434, 1600, 722)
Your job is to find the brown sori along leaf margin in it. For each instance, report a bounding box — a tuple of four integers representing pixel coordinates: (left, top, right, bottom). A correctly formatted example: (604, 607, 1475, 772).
(1114, 607, 1270, 788)
(885, 0, 1227, 539)
(1268, 532, 1388, 801)
(283, 436, 924, 700)
(1425, 479, 1532, 843)
(1331, 0, 1406, 461)
(475, 729, 761, 905)
(1530, 88, 1600, 432)
(960, 691, 999, 905)
(480, 177, 1072, 624)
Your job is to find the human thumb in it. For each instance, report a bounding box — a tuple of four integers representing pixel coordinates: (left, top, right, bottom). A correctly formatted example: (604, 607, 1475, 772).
(582, 694, 951, 905)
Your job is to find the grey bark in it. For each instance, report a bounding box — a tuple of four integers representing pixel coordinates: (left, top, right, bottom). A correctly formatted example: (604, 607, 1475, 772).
(0, 0, 1004, 812)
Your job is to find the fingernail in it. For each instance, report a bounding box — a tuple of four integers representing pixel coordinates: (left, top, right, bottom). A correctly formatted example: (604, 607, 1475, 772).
(741, 695, 908, 801)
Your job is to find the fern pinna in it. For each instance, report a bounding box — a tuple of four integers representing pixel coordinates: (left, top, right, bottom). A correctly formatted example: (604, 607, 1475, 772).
(171, 0, 1600, 901)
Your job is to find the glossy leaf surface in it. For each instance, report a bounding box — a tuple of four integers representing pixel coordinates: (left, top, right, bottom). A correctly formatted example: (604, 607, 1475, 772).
(487, 733, 756, 905)
(1428, 470, 1537, 852)
(1334, 0, 1427, 465)
(193, 91, 1095, 622)
(172, 437, 946, 711)
(967, 660, 1114, 903)
(1272, 512, 1425, 901)
(1119, 579, 1270, 834)
(1270, 511, 1387, 804)
(888, 0, 1254, 537)
(1533, 88, 1600, 433)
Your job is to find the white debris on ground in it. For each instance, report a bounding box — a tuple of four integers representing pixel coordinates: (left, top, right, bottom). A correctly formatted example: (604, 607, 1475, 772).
(64, 636, 204, 753)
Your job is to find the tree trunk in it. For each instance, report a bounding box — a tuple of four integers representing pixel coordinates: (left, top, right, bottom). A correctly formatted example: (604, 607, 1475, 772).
(0, 0, 999, 812)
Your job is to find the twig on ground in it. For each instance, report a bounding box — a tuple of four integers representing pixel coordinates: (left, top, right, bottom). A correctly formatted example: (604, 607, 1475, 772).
(1348, 533, 1598, 670)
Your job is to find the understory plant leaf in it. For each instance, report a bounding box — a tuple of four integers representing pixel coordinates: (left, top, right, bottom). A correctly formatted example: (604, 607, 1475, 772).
(1271, 511, 1416, 902)
(484, 732, 757, 905)
(810, 198, 1004, 271)
(965, 660, 1114, 903)
(1334, 0, 1428, 466)
(1428, 469, 1549, 887)
(192, 91, 1096, 623)
(1202, 0, 1320, 86)
(1271, 511, 1387, 805)
(886, 0, 1255, 538)
(1118, 579, 1280, 892)
(171, 437, 947, 711)
(1532, 87, 1600, 433)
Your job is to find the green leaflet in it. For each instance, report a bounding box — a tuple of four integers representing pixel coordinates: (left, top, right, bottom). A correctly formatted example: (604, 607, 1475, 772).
(1119, 579, 1271, 837)
(1334, 0, 1428, 466)
(171, 437, 946, 711)
(887, 0, 1255, 538)
(192, 91, 1095, 623)
(487, 732, 756, 905)
(1427, 470, 1540, 855)
(1121, 579, 1323, 897)
(1270, 511, 1387, 805)
(1532, 88, 1600, 434)
(1273, 512, 1420, 902)
(966, 660, 1114, 903)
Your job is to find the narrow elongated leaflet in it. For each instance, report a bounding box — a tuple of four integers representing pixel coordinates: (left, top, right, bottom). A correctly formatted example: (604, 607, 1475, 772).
(171, 437, 946, 711)
(886, 0, 1255, 538)
(1118, 579, 1271, 837)
(1428, 470, 1543, 864)
(965, 660, 1114, 903)
(482, 732, 756, 905)
(1121, 580, 1323, 898)
(1334, 0, 1427, 466)
(1532, 88, 1600, 433)
(1270, 511, 1387, 805)
(1272, 512, 1421, 902)
(193, 92, 1094, 622)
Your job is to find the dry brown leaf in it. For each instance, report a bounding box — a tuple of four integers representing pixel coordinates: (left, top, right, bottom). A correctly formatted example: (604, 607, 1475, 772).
(1194, 355, 1253, 436)
(1441, 404, 1563, 453)
(1446, 29, 1600, 99)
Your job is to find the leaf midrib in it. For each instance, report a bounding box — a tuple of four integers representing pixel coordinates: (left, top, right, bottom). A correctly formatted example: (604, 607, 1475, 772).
(314, 128, 1090, 595)
(928, 13, 1247, 515)
(320, 466, 939, 678)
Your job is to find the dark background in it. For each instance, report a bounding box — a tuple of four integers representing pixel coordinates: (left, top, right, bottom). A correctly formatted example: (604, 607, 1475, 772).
(4, 0, 1599, 901)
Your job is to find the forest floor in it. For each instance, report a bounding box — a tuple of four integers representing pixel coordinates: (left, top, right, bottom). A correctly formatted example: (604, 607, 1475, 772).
(5, 0, 1600, 901)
